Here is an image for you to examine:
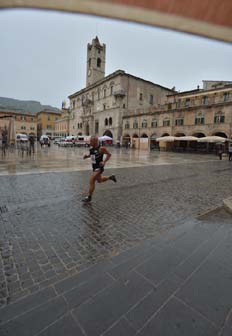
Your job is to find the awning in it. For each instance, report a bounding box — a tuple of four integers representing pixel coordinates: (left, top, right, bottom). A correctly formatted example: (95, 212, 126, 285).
(197, 136, 227, 143)
(0, 0, 231, 43)
(156, 136, 177, 142)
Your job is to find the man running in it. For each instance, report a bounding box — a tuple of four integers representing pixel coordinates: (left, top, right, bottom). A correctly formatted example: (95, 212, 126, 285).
(82, 136, 117, 203)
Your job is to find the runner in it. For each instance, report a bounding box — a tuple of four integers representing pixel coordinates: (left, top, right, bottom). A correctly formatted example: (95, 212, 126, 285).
(82, 136, 117, 203)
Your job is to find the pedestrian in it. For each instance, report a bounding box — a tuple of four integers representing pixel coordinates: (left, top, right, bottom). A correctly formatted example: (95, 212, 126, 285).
(218, 145, 223, 160)
(228, 144, 232, 161)
(28, 134, 35, 154)
(82, 135, 117, 203)
(1, 129, 7, 157)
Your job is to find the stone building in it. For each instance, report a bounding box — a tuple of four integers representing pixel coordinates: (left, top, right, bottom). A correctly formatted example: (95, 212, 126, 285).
(0, 109, 37, 136)
(122, 80, 232, 149)
(37, 109, 61, 139)
(54, 108, 71, 137)
(68, 37, 174, 142)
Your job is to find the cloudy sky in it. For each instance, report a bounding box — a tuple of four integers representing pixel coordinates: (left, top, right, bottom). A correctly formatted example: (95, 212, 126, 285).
(0, 9, 232, 108)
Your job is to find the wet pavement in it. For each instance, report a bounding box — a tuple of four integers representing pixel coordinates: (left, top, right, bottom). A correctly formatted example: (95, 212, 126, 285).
(0, 146, 232, 335)
(0, 143, 218, 175)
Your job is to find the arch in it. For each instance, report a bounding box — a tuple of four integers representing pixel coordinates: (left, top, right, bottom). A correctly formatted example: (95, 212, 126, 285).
(103, 130, 113, 138)
(132, 134, 139, 138)
(141, 133, 148, 138)
(97, 58, 101, 67)
(192, 132, 205, 138)
(150, 133, 159, 150)
(212, 131, 228, 138)
(77, 132, 82, 136)
(162, 133, 170, 137)
(123, 134, 131, 146)
(150, 133, 157, 140)
(174, 133, 185, 137)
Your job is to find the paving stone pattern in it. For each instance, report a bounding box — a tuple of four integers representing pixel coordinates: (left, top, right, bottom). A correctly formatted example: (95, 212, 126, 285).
(0, 213, 231, 335)
(0, 160, 232, 335)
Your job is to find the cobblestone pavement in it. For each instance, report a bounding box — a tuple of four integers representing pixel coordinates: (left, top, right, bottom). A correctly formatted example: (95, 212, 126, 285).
(0, 155, 232, 309)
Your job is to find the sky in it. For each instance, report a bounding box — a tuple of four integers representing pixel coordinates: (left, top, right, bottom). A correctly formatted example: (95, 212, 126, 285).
(0, 8, 232, 108)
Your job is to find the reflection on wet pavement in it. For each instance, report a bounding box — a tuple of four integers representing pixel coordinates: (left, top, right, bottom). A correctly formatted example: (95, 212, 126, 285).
(0, 143, 218, 175)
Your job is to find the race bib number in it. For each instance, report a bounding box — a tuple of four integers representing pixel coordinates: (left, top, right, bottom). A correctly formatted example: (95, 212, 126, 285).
(90, 154, 96, 164)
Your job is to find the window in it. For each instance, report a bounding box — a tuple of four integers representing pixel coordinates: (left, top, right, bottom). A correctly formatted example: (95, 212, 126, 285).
(97, 89, 100, 100)
(105, 118, 108, 126)
(97, 58, 101, 67)
(125, 121, 130, 129)
(185, 99, 190, 107)
(175, 118, 184, 126)
(150, 95, 154, 105)
(21, 125, 26, 130)
(80, 123, 82, 129)
(203, 96, 208, 105)
(103, 104, 106, 110)
(133, 120, 138, 129)
(88, 58, 91, 67)
(195, 115, 204, 125)
(109, 117, 112, 126)
(92, 92, 94, 101)
(95, 121, 99, 134)
(104, 88, 106, 98)
(48, 116, 50, 121)
(73, 100, 75, 108)
(177, 99, 181, 108)
(163, 119, 170, 127)
(110, 86, 114, 95)
(168, 103, 172, 110)
(47, 125, 52, 129)
(21, 116, 26, 120)
(151, 119, 157, 128)
(139, 93, 143, 101)
(214, 113, 225, 123)
(31, 117, 34, 121)
(123, 104, 126, 109)
(224, 92, 230, 102)
(141, 119, 147, 128)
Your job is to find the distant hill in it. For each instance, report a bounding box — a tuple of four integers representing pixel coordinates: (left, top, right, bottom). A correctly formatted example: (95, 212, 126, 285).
(0, 97, 60, 114)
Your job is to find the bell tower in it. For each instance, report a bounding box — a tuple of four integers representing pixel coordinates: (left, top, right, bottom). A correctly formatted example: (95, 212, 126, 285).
(86, 36, 106, 87)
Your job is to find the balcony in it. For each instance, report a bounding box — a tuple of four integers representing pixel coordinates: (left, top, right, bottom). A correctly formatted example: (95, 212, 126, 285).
(81, 98, 93, 107)
(114, 89, 126, 98)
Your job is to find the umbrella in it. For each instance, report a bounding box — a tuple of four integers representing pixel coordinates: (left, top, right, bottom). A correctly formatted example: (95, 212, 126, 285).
(177, 136, 198, 141)
(99, 135, 113, 141)
(197, 136, 227, 143)
(7, 117, 16, 145)
(156, 136, 177, 142)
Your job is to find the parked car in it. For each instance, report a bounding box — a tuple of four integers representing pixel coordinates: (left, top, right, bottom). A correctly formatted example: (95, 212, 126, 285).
(40, 135, 50, 147)
(58, 136, 76, 147)
(16, 134, 28, 142)
(54, 137, 65, 144)
(74, 136, 91, 147)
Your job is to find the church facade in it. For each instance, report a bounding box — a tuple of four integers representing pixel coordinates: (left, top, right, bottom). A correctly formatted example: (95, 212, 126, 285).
(68, 37, 174, 142)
